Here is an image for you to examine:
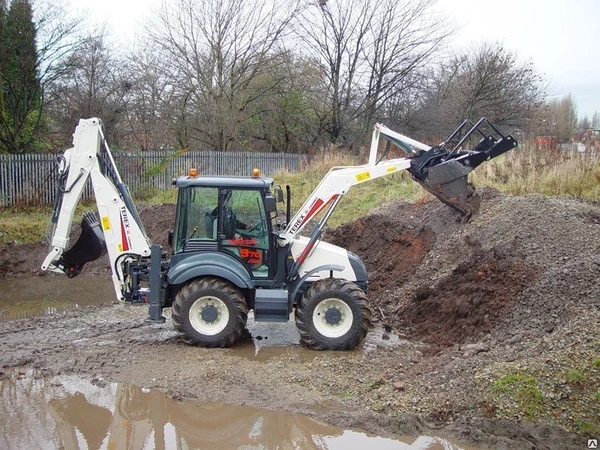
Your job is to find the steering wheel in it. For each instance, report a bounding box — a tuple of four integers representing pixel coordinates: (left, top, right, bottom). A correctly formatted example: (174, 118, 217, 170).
(240, 221, 264, 238)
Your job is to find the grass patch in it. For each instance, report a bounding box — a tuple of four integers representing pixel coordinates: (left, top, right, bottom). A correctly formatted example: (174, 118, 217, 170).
(594, 391, 600, 401)
(0, 200, 102, 244)
(593, 359, 600, 369)
(146, 188, 178, 204)
(566, 369, 587, 384)
(577, 421, 600, 437)
(0, 207, 52, 244)
(491, 373, 545, 418)
(472, 144, 600, 200)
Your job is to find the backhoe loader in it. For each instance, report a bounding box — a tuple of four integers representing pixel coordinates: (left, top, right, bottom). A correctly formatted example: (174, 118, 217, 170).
(41, 118, 516, 350)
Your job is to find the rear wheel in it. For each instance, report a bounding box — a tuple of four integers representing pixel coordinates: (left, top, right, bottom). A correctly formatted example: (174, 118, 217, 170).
(295, 278, 372, 350)
(172, 277, 248, 348)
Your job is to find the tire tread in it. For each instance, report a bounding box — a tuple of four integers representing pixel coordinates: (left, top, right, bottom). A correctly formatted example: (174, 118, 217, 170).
(295, 278, 371, 351)
(172, 277, 247, 348)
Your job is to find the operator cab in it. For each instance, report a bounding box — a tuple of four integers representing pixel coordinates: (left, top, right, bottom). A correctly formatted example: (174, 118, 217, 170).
(172, 173, 282, 278)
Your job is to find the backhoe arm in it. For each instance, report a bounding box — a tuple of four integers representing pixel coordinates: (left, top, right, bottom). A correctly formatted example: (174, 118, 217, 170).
(42, 118, 152, 301)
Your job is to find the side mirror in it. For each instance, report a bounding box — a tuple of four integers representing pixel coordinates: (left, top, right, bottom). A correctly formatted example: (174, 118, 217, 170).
(274, 188, 284, 203)
(264, 194, 277, 213)
(167, 230, 173, 249)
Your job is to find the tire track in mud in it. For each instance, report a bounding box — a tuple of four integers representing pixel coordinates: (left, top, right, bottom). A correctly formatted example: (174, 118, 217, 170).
(1, 306, 158, 373)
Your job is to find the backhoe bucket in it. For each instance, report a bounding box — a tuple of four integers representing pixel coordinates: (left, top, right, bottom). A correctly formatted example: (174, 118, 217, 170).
(405, 118, 517, 217)
(58, 212, 106, 277)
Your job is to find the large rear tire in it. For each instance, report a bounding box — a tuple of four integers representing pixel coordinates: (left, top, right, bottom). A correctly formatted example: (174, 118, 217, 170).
(295, 278, 372, 350)
(172, 277, 248, 348)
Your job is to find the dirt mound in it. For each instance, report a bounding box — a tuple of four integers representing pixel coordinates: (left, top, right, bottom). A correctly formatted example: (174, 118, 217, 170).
(137, 203, 176, 249)
(328, 188, 600, 350)
(327, 207, 538, 351)
(402, 247, 538, 351)
(326, 213, 435, 298)
(0, 241, 51, 277)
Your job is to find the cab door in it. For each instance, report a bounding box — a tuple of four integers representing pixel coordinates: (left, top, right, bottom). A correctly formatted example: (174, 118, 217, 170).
(218, 189, 272, 278)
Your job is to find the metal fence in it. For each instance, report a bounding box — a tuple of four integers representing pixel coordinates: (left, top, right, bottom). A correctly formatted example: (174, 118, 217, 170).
(0, 150, 306, 207)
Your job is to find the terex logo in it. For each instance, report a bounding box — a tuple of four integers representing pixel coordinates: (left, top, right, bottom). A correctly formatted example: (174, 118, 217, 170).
(121, 207, 131, 231)
(290, 198, 319, 234)
(120, 206, 133, 251)
(290, 214, 306, 234)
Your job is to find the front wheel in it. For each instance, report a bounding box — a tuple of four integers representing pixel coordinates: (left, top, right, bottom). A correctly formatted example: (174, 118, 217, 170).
(295, 278, 372, 350)
(172, 277, 248, 348)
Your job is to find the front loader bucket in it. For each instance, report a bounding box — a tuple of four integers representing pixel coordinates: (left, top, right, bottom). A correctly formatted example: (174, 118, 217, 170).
(412, 157, 484, 217)
(414, 163, 479, 217)
(405, 118, 517, 217)
(58, 212, 106, 277)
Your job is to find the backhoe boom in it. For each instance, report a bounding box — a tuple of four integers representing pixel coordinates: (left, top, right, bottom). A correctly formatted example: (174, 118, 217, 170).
(42, 118, 152, 301)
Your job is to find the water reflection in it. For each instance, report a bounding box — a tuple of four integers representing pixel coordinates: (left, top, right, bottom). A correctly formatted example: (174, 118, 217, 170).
(0, 373, 476, 450)
(0, 276, 113, 321)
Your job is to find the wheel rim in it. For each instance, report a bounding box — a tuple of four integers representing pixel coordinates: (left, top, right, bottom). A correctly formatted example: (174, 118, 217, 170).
(312, 298, 353, 338)
(189, 296, 229, 335)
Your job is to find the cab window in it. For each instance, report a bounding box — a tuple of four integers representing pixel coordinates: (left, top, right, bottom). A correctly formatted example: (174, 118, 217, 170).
(220, 189, 270, 277)
(175, 187, 219, 253)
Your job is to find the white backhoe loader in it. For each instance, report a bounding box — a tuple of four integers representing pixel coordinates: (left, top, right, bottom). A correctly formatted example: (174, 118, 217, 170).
(42, 118, 516, 350)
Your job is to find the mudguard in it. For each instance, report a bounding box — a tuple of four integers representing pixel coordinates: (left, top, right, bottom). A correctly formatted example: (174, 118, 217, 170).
(167, 251, 254, 289)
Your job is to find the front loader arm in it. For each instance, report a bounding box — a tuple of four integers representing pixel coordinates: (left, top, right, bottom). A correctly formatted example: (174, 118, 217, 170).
(42, 118, 152, 301)
(282, 123, 435, 244)
(283, 119, 517, 244)
(282, 119, 516, 280)
(282, 156, 411, 242)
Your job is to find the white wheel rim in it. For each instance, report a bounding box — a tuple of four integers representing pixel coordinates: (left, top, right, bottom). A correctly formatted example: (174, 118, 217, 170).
(312, 298, 353, 338)
(189, 296, 229, 336)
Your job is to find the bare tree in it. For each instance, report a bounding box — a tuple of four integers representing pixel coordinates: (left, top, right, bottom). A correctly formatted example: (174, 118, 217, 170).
(34, 0, 86, 87)
(44, 30, 129, 147)
(120, 49, 179, 151)
(144, 0, 302, 152)
(538, 94, 578, 141)
(296, 0, 450, 143)
(416, 43, 545, 139)
(241, 51, 327, 153)
(579, 114, 590, 131)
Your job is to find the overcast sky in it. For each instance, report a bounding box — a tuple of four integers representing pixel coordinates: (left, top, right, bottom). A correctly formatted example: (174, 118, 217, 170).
(69, 0, 599, 119)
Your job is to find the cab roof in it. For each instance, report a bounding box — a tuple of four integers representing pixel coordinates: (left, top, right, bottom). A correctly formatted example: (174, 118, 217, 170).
(174, 175, 274, 189)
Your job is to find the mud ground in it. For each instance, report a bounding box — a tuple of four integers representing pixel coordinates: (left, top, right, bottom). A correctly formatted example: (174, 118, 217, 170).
(1, 190, 599, 450)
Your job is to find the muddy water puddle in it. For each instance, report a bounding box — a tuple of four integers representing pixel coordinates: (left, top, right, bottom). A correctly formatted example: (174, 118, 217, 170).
(0, 371, 480, 450)
(0, 276, 113, 320)
(237, 312, 402, 361)
(1, 277, 407, 363)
